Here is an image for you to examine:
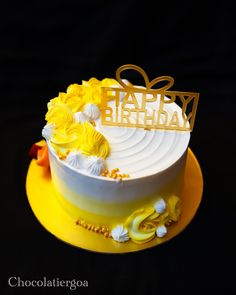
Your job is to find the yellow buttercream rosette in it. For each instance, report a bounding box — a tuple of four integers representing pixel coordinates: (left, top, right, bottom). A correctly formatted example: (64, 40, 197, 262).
(44, 77, 118, 158)
(124, 195, 181, 244)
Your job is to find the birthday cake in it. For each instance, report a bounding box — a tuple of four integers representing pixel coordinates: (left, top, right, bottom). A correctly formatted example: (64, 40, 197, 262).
(33, 65, 199, 244)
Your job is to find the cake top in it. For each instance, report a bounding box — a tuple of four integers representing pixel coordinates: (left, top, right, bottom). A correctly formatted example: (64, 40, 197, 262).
(43, 65, 199, 179)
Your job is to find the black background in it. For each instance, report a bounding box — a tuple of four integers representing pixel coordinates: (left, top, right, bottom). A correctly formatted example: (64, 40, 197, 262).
(1, 1, 235, 294)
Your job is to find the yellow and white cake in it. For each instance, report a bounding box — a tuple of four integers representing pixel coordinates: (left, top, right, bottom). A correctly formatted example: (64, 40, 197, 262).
(42, 77, 190, 244)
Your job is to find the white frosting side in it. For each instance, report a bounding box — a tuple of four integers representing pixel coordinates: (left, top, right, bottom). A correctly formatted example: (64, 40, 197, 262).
(74, 111, 88, 123)
(42, 123, 54, 140)
(83, 156, 106, 176)
(83, 103, 100, 120)
(111, 225, 129, 242)
(154, 198, 166, 214)
(156, 225, 167, 237)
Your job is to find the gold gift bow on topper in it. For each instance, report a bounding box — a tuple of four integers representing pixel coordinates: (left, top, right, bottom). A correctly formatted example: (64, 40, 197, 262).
(101, 64, 199, 131)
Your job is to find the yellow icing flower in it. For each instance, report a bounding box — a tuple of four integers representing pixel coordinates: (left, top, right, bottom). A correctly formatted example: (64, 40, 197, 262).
(81, 78, 120, 106)
(48, 92, 85, 112)
(45, 103, 74, 129)
(83, 86, 101, 105)
(44, 78, 117, 158)
(66, 84, 86, 97)
(79, 122, 110, 159)
(82, 77, 101, 87)
(101, 78, 119, 87)
(123, 195, 181, 244)
(124, 207, 157, 244)
(51, 123, 84, 150)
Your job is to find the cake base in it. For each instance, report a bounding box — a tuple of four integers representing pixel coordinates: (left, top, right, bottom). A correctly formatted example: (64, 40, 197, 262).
(25, 148, 203, 254)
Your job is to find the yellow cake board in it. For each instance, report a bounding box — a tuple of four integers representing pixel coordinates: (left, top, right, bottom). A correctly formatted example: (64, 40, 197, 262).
(26, 148, 203, 254)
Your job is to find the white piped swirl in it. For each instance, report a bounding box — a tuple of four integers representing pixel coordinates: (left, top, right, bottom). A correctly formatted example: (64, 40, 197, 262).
(42, 123, 55, 140)
(156, 225, 167, 238)
(83, 103, 100, 120)
(111, 225, 129, 242)
(154, 198, 166, 214)
(74, 111, 88, 123)
(84, 156, 106, 176)
(65, 151, 84, 169)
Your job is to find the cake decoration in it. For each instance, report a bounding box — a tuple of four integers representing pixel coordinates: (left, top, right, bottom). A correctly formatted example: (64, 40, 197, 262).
(73, 194, 180, 244)
(65, 151, 84, 169)
(83, 103, 101, 120)
(78, 122, 110, 159)
(101, 64, 199, 131)
(42, 123, 55, 141)
(83, 156, 106, 176)
(111, 225, 129, 242)
(29, 140, 50, 169)
(74, 111, 89, 123)
(108, 195, 180, 244)
(76, 218, 111, 238)
(101, 168, 130, 180)
(156, 225, 168, 238)
(154, 198, 166, 214)
(43, 78, 119, 175)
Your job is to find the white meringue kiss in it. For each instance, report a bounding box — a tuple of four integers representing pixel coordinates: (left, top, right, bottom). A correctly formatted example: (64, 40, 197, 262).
(111, 225, 129, 242)
(74, 111, 89, 123)
(156, 225, 167, 238)
(42, 123, 55, 140)
(154, 198, 166, 214)
(65, 151, 84, 169)
(83, 103, 100, 120)
(84, 156, 106, 176)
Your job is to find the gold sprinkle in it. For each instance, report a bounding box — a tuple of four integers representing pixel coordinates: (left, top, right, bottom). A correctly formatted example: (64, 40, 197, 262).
(94, 226, 100, 233)
(104, 232, 110, 238)
(59, 154, 66, 160)
(90, 120, 96, 126)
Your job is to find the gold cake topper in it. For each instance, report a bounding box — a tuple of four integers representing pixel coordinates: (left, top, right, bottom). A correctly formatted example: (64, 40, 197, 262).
(101, 64, 199, 131)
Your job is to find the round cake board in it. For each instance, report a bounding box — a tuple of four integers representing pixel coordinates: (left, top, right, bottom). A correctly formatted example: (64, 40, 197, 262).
(26, 148, 203, 254)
